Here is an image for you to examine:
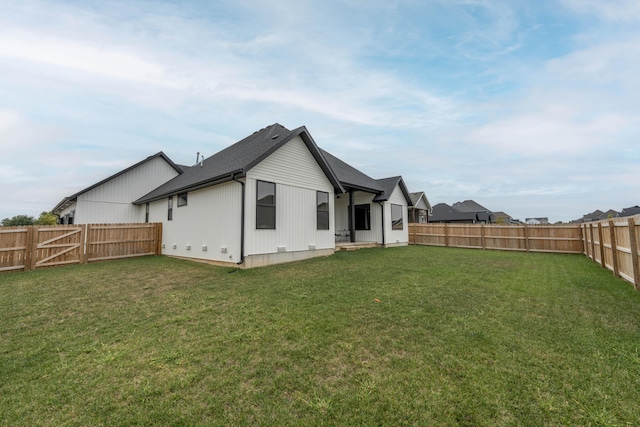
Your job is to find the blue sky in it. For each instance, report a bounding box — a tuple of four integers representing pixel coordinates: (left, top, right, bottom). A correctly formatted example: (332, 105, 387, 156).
(1, 0, 639, 222)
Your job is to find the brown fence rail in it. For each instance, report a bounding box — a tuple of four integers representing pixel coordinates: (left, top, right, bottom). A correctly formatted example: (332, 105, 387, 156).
(409, 217, 640, 290)
(0, 223, 162, 273)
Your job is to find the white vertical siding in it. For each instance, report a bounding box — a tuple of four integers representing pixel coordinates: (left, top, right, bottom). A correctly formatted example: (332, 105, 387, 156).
(152, 181, 243, 263)
(384, 184, 409, 244)
(245, 136, 335, 255)
(75, 157, 180, 224)
(249, 136, 333, 191)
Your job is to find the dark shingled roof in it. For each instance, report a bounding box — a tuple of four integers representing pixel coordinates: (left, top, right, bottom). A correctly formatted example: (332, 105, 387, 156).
(135, 124, 344, 204)
(621, 206, 640, 217)
(318, 149, 383, 193)
(373, 176, 413, 205)
(53, 151, 182, 214)
(452, 200, 490, 213)
(429, 203, 477, 223)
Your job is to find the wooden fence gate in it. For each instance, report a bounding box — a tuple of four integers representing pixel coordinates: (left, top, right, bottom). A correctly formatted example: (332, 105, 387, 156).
(32, 226, 86, 269)
(0, 223, 162, 273)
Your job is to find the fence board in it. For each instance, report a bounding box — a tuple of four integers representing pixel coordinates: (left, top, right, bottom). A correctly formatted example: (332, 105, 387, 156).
(410, 223, 583, 254)
(0, 223, 162, 273)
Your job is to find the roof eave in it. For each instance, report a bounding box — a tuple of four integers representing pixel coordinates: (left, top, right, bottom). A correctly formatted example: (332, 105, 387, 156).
(134, 171, 245, 205)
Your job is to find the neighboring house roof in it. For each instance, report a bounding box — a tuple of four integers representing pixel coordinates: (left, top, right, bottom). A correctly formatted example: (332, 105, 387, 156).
(373, 176, 413, 205)
(620, 206, 640, 217)
(53, 151, 182, 214)
(452, 200, 490, 213)
(135, 124, 345, 204)
(319, 149, 383, 194)
(409, 192, 432, 212)
(492, 211, 511, 220)
(579, 208, 620, 222)
(429, 203, 477, 222)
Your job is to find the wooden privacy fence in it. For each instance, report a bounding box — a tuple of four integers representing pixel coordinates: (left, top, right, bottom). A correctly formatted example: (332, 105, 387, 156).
(409, 217, 640, 290)
(0, 223, 162, 273)
(409, 223, 583, 254)
(580, 215, 640, 291)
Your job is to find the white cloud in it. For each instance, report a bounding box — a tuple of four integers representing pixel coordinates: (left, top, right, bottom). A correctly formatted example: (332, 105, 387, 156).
(562, 0, 640, 22)
(0, 29, 186, 89)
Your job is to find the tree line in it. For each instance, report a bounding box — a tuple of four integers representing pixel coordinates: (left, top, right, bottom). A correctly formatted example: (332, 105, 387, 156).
(1, 212, 58, 226)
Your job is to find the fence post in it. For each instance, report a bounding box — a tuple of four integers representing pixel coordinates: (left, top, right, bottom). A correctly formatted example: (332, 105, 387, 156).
(581, 224, 587, 256)
(627, 217, 639, 291)
(481, 224, 485, 250)
(589, 224, 596, 262)
(24, 226, 33, 272)
(79, 224, 87, 264)
(524, 224, 529, 252)
(608, 220, 619, 278)
(444, 223, 449, 247)
(156, 222, 163, 255)
(29, 226, 39, 271)
(597, 222, 605, 268)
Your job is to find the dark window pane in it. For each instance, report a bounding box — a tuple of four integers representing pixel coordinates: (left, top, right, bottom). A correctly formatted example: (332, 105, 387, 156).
(256, 205, 275, 229)
(317, 191, 329, 230)
(317, 210, 329, 230)
(257, 181, 275, 206)
(256, 181, 276, 229)
(392, 204, 403, 230)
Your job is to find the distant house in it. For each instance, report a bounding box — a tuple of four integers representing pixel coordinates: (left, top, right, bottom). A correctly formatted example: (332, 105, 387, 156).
(429, 200, 494, 224)
(53, 123, 414, 268)
(408, 191, 431, 223)
(526, 217, 549, 225)
(492, 211, 518, 224)
(620, 206, 640, 217)
(573, 209, 621, 223)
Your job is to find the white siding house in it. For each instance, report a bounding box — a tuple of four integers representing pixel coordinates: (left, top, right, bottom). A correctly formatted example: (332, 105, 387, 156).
(53, 123, 418, 268)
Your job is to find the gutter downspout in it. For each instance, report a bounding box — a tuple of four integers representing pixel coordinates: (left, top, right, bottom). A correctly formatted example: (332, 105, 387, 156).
(232, 174, 245, 265)
(378, 202, 385, 246)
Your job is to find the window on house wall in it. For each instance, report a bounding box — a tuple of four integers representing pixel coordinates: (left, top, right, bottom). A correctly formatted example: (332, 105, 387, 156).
(256, 180, 276, 229)
(145, 203, 149, 223)
(317, 191, 329, 230)
(168, 197, 173, 221)
(349, 204, 370, 230)
(391, 204, 403, 230)
(177, 192, 188, 207)
(68, 210, 75, 225)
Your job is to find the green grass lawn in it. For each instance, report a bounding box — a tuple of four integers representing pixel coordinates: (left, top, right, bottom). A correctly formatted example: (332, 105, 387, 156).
(1, 246, 639, 426)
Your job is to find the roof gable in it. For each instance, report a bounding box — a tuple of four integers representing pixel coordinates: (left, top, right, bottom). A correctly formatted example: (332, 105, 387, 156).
(410, 191, 431, 211)
(53, 152, 181, 214)
(373, 176, 413, 205)
(135, 124, 344, 204)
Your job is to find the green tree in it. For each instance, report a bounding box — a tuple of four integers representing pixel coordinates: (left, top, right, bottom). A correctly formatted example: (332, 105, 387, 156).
(1, 215, 35, 226)
(35, 211, 58, 225)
